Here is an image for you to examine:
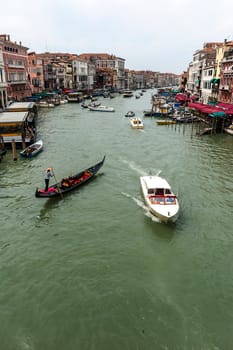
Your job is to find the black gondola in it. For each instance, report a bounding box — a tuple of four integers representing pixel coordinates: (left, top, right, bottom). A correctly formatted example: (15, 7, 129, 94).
(35, 156, 105, 198)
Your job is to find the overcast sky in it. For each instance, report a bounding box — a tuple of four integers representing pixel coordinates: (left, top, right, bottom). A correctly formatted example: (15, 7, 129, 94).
(1, 0, 233, 74)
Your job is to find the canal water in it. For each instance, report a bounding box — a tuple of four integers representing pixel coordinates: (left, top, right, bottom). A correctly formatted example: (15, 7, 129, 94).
(0, 91, 233, 350)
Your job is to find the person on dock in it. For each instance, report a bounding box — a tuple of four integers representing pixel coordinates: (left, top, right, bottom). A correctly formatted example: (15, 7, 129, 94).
(44, 167, 53, 191)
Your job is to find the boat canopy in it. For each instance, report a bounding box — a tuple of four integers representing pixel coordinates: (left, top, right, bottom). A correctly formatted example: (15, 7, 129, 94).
(0, 111, 28, 123)
(144, 176, 171, 190)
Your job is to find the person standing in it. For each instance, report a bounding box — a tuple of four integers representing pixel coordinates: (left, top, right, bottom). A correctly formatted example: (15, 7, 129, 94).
(44, 168, 53, 191)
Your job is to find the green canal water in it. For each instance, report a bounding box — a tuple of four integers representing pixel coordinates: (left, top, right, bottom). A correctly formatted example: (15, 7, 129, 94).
(0, 91, 233, 350)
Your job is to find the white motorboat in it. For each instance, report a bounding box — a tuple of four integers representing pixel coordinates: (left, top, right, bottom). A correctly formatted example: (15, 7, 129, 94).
(89, 105, 115, 112)
(224, 124, 233, 135)
(130, 117, 144, 129)
(20, 139, 43, 158)
(38, 101, 55, 108)
(140, 175, 179, 222)
(122, 90, 133, 97)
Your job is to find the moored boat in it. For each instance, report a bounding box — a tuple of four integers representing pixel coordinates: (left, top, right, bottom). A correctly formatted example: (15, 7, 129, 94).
(35, 156, 105, 198)
(156, 119, 176, 125)
(140, 175, 179, 223)
(122, 90, 133, 98)
(20, 139, 43, 158)
(38, 101, 55, 108)
(89, 105, 115, 112)
(224, 124, 233, 135)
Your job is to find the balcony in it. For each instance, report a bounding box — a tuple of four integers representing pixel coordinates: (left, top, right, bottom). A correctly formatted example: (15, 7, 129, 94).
(219, 85, 230, 90)
(8, 80, 27, 85)
(8, 64, 25, 69)
(0, 82, 7, 88)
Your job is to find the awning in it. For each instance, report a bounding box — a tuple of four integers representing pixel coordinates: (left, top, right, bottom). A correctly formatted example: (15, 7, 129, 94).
(209, 111, 226, 118)
(210, 78, 220, 84)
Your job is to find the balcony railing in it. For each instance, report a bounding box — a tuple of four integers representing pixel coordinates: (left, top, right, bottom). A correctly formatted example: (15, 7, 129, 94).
(8, 80, 27, 84)
(8, 64, 25, 69)
(219, 85, 230, 90)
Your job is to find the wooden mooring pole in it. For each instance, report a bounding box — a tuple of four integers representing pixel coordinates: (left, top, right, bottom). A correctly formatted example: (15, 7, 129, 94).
(11, 139, 17, 161)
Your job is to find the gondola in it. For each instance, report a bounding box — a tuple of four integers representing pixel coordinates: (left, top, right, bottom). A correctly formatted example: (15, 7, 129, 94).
(35, 156, 105, 198)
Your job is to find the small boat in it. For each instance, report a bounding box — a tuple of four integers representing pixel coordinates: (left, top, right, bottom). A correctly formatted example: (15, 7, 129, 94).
(122, 90, 133, 98)
(35, 156, 105, 198)
(81, 102, 89, 108)
(89, 105, 115, 112)
(20, 140, 43, 158)
(125, 111, 135, 117)
(88, 101, 101, 108)
(130, 117, 144, 129)
(140, 175, 179, 223)
(143, 110, 163, 117)
(156, 119, 176, 125)
(38, 101, 55, 108)
(224, 124, 233, 135)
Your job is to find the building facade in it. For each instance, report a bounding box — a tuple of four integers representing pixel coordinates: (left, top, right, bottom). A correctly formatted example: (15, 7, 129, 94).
(28, 52, 44, 93)
(0, 34, 31, 101)
(0, 45, 7, 110)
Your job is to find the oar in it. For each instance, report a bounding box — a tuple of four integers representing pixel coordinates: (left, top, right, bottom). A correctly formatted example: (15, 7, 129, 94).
(52, 167, 64, 200)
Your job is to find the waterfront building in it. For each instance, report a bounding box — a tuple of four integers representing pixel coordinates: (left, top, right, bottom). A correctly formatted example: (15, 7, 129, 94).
(0, 45, 7, 110)
(78, 53, 125, 90)
(0, 34, 31, 101)
(145, 71, 158, 89)
(72, 57, 88, 90)
(156, 72, 179, 88)
(179, 70, 188, 92)
(187, 42, 222, 102)
(200, 49, 216, 104)
(87, 61, 96, 92)
(124, 69, 134, 90)
(133, 70, 145, 89)
(36, 52, 75, 91)
(28, 52, 44, 94)
(219, 47, 233, 104)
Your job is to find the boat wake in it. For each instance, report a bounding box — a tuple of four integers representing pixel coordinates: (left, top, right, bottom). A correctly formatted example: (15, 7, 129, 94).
(120, 159, 147, 176)
(121, 192, 160, 222)
(120, 158, 162, 177)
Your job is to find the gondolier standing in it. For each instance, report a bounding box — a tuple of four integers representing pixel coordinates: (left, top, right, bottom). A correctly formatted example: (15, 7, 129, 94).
(44, 167, 53, 191)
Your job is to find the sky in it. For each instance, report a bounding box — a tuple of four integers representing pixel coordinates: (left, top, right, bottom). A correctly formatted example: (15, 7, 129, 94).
(1, 0, 233, 74)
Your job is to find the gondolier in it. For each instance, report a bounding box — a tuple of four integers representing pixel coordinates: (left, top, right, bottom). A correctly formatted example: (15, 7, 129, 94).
(44, 167, 54, 192)
(35, 156, 105, 198)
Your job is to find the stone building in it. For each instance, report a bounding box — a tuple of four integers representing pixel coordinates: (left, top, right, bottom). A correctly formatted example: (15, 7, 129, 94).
(0, 45, 7, 110)
(0, 34, 31, 101)
(78, 53, 125, 90)
(28, 52, 44, 93)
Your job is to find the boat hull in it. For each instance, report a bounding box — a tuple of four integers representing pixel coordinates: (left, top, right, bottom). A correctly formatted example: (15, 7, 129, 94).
(89, 105, 114, 112)
(157, 120, 176, 125)
(20, 140, 43, 158)
(224, 128, 233, 135)
(35, 156, 105, 198)
(140, 176, 179, 223)
(130, 117, 144, 129)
